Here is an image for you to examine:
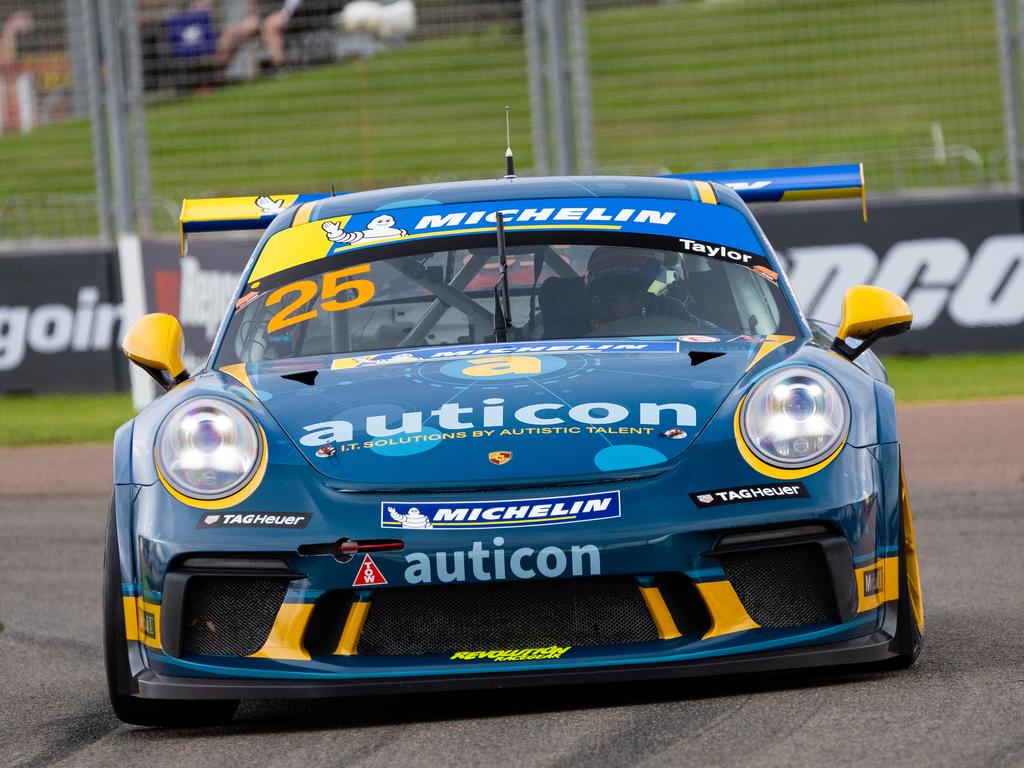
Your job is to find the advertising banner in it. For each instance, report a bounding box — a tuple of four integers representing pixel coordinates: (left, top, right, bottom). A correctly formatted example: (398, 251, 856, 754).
(155, 237, 260, 376)
(758, 192, 1024, 354)
(0, 247, 126, 394)
(140, 236, 257, 374)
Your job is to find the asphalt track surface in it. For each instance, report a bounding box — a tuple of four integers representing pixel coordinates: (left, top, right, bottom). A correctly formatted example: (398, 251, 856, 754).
(2, 400, 1023, 768)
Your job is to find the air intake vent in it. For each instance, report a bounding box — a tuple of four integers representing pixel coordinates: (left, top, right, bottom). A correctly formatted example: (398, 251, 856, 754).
(718, 543, 838, 628)
(181, 576, 287, 656)
(358, 577, 659, 656)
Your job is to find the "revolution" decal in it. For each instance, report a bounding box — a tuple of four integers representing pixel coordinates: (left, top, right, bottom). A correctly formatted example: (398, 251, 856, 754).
(450, 646, 571, 662)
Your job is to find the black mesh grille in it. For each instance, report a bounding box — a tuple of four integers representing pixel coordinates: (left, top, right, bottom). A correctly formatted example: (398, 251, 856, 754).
(181, 576, 288, 656)
(718, 544, 838, 628)
(358, 577, 659, 656)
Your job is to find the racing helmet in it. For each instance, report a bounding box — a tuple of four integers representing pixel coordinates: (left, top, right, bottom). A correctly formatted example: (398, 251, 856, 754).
(585, 246, 667, 320)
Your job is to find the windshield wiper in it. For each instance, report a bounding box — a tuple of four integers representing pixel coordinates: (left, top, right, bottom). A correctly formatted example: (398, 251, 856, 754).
(492, 211, 513, 342)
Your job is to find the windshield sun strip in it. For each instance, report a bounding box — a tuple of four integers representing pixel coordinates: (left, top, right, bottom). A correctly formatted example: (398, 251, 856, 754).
(242, 231, 779, 296)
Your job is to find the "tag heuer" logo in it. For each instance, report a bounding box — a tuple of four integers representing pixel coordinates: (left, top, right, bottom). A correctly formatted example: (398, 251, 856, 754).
(197, 513, 312, 529)
(690, 482, 809, 508)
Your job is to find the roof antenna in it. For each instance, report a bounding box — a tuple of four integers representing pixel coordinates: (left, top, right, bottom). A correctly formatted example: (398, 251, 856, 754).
(504, 106, 516, 179)
(330, 184, 336, 197)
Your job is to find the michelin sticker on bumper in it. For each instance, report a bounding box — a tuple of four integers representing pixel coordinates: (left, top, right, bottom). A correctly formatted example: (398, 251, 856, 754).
(382, 490, 621, 530)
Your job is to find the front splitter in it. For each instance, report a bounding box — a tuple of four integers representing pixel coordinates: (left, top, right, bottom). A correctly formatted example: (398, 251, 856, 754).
(135, 630, 897, 701)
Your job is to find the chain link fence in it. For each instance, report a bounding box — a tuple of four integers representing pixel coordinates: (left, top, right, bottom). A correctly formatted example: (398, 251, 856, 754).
(586, 0, 1007, 190)
(0, 0, 1018, 242)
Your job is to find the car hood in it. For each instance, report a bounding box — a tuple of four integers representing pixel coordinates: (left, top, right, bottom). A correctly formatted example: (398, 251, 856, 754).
(229, 337, 792, 489)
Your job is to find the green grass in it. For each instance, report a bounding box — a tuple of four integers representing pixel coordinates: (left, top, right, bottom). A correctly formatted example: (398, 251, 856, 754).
(0, 0, 1005, 238)
(881, 352, 1024, 404)
(0, 393, 134, 446)
(1, 353, 1022, 445)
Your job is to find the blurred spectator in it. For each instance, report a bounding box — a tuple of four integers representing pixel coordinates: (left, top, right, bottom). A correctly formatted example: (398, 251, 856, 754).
(217, 0, 304, 70)
(338, 0, 416, 40)
(0, 10, 32, 71)
(217, 0, 351, 71)
(139, 0, 222, 93)
(1, 10, 35, 132)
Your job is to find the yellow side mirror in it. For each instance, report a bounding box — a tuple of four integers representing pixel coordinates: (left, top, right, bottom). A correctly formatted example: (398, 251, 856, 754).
(122, 313, 189, 389)
(832, 285, 912, 361)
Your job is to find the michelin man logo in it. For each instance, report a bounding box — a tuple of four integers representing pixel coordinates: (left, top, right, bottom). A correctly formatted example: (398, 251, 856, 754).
(388, 506, 433, 529)
(323, 214, 408, 244)
(255, 195, 285, 215)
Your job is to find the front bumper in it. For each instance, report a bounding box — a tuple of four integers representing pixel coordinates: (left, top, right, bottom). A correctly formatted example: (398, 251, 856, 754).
(116, 443, 903, 697)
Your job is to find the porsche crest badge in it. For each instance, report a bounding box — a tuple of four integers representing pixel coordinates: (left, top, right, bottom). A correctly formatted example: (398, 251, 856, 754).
(488, 451, 513, 465)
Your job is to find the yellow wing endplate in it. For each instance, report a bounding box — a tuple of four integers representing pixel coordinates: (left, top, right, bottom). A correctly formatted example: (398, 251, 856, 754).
(179, 193, 330, 257)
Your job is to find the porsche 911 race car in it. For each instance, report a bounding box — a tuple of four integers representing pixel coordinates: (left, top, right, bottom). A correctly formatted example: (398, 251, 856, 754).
(106, 165, 923, 726)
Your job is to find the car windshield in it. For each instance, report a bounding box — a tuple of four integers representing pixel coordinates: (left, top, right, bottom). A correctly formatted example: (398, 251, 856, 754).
(217, 234, 797, 365)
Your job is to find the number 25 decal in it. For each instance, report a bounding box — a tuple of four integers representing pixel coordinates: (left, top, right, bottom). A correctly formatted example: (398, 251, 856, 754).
(267, 264, 375, 333)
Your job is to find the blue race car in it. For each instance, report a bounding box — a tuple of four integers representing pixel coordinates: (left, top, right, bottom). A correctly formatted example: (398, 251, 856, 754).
(107, 166, 923, 726)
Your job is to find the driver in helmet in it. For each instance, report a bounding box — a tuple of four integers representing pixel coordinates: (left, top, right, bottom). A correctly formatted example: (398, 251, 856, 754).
(585, 246, 694, 329)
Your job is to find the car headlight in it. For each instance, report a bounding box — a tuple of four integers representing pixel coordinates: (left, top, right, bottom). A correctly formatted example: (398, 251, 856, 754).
(156, 397, 263, 499)
(740, 367, 849, 468)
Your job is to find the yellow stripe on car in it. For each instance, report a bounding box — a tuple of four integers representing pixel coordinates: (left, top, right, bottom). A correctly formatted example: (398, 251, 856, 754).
(694, 180, 718, 204)
(249, 603, 315, 661)
(219, 362, 257, 396)
(291, 201, 317, 227)
(900, 464, 925, 632)
(248, 216, 351, 283)
(696, 580, 760, 639)
(123, 597, 162, 650)
(639, 586, 682, 640)
(335, 600, 372, 656)
(745, 334, 795, 372)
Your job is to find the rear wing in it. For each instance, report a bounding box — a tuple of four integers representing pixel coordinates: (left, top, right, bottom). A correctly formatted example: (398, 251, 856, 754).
(660, 163, 865, 215)
(178, 193, 331, 256)
(178, 164, 865, 256)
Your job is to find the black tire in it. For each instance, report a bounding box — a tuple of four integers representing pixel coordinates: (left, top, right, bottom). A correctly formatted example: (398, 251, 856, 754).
(103, 495, 239, 727)
(875, 464, 923, 670)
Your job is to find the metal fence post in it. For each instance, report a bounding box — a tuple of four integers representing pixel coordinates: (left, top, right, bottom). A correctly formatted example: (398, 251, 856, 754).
(97, 0, 135, 235)
(542, 0, 576, 174)
(567, 0, 594, 175)
(1014, 0, 1024, 186)
(523, 0, 551, 175)
(81, 0, 113, 241)
(98, 0, 152, 408)
(996, 0, 1021, 189)
(123, 0, 153, 236)
(65, 0, 89, 117)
